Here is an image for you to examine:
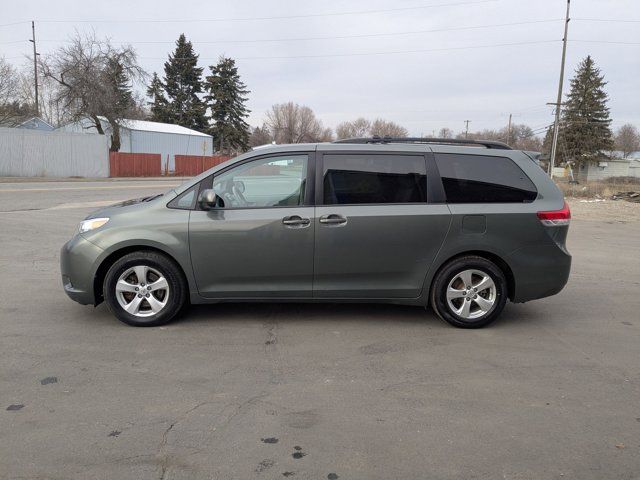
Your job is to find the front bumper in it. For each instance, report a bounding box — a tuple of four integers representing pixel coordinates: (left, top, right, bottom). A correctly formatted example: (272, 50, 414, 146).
(60, 235, 104, 305)
(507, 243, 572, 303)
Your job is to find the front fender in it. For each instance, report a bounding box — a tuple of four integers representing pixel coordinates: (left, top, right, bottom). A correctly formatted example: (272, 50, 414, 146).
(81, 205, 195, 301)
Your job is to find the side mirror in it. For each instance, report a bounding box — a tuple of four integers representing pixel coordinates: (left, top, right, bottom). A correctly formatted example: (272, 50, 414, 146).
(198, 189, 218, 210)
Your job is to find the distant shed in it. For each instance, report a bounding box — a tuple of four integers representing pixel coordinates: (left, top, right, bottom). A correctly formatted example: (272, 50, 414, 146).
(57, 117, 213, 171)
(17, 117, 55, 131)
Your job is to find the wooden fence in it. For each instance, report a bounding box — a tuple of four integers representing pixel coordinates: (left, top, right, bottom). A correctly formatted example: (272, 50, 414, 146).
(109, 152, 162, 177)
(174, 155, 232, 176)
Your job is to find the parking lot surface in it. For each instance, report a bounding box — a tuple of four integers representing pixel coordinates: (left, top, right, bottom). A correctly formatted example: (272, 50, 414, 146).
(1, 180, 639, 480)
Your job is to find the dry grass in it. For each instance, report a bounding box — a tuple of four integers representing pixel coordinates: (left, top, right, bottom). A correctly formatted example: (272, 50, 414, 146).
(556, 176, 640, 199)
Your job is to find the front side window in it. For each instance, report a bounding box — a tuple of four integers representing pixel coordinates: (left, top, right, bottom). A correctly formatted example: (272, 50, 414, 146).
(322, 154, 427, 205)
(435, 153, 537, 203)
(212, 155, 308, 208)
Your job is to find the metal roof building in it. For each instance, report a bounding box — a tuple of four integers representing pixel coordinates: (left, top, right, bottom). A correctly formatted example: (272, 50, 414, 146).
(57, 117, 213, 171)
(17, 117, 55, 131)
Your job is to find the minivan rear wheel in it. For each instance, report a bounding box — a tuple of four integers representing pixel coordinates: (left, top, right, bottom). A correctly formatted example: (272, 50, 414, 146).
(103, 251, 187, 327)
(430, 256, 507, 328)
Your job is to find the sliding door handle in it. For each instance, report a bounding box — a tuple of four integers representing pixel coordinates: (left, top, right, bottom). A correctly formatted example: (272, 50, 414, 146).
(319, 214, 347, 226)
(283, 215, 311, 227)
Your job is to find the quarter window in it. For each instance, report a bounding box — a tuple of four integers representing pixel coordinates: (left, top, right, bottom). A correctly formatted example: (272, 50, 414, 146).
(435, 153, 537, 203)
(167, 185, 197, 210)
(322, 154, 427, 205)
(213, 155, 308, 208)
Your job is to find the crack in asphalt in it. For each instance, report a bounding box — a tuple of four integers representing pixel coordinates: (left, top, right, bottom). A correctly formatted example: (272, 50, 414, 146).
(157, 393, 268, 479)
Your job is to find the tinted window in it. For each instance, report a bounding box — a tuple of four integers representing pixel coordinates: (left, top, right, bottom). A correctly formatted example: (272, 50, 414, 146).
(435, 153, 537, 203)
(322, 154, 427, 205)
(213, 155, 308, 208)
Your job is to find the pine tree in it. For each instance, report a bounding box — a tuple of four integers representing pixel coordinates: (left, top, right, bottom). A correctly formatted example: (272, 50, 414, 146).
(204, 57, 251, 153)
(146, 72, 169, 123)
(162, 34, 207, 131)
(105, 57, 134, 117)
(541, 125, 554, 158)
(559, 56, 613, 166)
(103, 56, 135, 151)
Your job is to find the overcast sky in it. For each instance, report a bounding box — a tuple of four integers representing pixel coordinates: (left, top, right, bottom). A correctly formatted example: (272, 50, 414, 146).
(1, 0, 638, 136)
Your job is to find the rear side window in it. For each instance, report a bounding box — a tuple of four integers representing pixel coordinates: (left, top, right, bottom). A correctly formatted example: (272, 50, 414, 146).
(435, 153, 537, 203)
(322, 154, 427, 205)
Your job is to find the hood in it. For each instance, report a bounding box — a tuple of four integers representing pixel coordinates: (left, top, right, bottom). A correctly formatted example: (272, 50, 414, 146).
(84, 190, 176, 220)
(108, 194, 164, 208)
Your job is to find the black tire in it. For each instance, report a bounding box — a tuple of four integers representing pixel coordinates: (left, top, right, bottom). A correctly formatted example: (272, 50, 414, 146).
(103, 251, 187, 327)
(430, 255, 507, 329)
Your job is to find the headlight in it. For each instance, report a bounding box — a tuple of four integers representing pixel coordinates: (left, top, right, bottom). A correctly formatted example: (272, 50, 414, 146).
(78, 217, 109, 234)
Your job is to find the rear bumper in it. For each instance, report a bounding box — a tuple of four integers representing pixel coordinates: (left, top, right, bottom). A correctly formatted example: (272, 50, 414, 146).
(507, 244, 571, 303)
(60, 235, 104, 305)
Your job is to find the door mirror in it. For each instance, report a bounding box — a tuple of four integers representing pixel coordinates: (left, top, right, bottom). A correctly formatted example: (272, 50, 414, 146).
(198, 189, 218, 210)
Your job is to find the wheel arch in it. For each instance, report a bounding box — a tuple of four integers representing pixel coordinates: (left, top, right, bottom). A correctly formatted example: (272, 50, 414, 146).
(93, 245, 190, 306)
(428, 250, 516, 302)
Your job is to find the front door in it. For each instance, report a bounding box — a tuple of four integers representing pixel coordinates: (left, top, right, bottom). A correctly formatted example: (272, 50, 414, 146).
(313, 151, 451, 298)
(189, 153, 315, 298)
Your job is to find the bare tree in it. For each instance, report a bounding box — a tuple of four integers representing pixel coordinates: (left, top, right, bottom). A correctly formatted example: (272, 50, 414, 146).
(507, 124, 543, 151)
(370, 118, 408, 138)
(265, 102, 332, 143)
(457, 124, 543, 151)
(336, 117, 408, 139)
(438, 127, 454, 139)
(40, 33, 146, 150)
(614, 124, 640, 157)
(249, 124, 273, 147)
(16, 65, 71, 127)
(336, 117, 371, 139)
(0, 57, 35, 126)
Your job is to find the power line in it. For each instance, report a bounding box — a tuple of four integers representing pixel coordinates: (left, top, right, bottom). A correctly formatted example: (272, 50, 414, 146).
(573, 18, 640, 23)
(6, 37, 635, 50)
(27, 19, 563, 46)
(139, 39, 559, 61)
(571, 39, 640, 46)
(28, 0, 497, 24)
(0, 21, 29, 28)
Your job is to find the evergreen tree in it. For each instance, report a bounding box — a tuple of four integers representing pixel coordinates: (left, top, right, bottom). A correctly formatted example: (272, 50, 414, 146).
(541, 125, 554, 158)
(162, 34, 207, 131)
(559, 56, 613, 166)
(103, 56, 136, 151)
(105, 57, 134, 116)
(146, 72, 169, 123)
(204, 57, 251, 153)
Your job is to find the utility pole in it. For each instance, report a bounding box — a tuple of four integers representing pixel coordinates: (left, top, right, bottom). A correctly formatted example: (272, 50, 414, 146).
(507, 113, 513, 146)
(549, 0, 571, 178)
(29, 21, 39, 117)
(464, 120, 471, 139)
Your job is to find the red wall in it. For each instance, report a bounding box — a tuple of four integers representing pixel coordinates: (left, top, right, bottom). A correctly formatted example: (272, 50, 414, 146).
(109, 152, 161, 177)
(174, 155, 232, 176)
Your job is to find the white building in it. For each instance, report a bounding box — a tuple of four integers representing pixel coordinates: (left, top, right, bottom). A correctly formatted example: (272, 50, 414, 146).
(17, 117, 55, 131)
(574, 151, 640, 182)
(57, 117, 213, 170)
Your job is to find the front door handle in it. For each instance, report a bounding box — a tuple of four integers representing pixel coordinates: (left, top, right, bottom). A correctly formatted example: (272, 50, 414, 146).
(282, 215, 311, 227)
(319, 214, 347, 226)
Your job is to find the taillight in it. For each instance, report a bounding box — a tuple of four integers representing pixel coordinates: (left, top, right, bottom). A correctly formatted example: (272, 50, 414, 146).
(537, 201, 571, 226)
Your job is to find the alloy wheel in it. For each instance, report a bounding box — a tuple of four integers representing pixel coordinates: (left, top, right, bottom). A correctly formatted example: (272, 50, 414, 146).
(445, 269, 496, 320)
(115, 265, 170, 317)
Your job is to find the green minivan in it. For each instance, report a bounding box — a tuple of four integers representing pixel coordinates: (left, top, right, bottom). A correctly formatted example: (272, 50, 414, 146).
(61, 138, 571, 328)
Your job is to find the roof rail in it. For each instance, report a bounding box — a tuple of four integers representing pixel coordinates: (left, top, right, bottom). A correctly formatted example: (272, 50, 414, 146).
(333, 136, 512, 150)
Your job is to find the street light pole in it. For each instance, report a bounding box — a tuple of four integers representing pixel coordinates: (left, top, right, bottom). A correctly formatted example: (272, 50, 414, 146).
(549, 0, 571, 178)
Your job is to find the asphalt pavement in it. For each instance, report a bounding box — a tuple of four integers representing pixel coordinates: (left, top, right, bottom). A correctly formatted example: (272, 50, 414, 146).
(0, 180, 639, 480)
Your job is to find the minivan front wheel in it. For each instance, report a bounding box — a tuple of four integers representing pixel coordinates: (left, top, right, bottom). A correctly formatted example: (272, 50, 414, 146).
(104, 251, 186, 327)
(430, 256, 507, 328)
